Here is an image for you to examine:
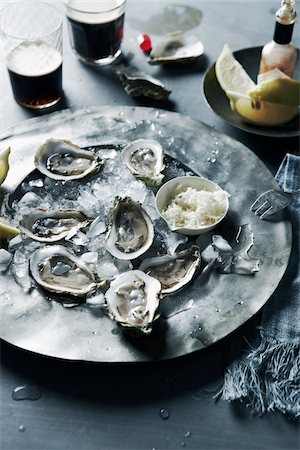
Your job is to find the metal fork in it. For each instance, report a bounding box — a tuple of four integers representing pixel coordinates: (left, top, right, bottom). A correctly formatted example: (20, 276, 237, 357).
(250, 189, 293, 220)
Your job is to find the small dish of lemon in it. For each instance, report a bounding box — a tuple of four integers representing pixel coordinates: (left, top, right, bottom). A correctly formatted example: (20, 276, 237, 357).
(203, 45, 300, 136)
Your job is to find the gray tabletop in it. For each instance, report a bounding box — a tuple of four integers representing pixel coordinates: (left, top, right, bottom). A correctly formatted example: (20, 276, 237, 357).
(0, 1, 299, 449)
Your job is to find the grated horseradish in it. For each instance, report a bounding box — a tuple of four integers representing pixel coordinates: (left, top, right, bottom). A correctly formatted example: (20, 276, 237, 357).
(163, 186, 228, 229)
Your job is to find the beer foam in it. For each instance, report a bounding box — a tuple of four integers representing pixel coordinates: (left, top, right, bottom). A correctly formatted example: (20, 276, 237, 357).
(6, 41, 62, 77)
(65, 0, 125, 24)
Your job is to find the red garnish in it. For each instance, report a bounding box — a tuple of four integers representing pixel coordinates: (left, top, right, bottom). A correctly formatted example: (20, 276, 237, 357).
(138, 34, 152, 53)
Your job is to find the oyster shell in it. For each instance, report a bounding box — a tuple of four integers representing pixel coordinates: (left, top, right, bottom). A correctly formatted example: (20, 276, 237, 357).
(105, 197, 154, 260)
(35, 138, 104, 181)
(105, 270, 161, 334)
(139, 244, 201, 294)
(114, 64, 171, 100)
(123, 139, 165, 185)
(30, 245, 102, 297)
(148, 31, 204, 65)
(20, 209, 91, 242)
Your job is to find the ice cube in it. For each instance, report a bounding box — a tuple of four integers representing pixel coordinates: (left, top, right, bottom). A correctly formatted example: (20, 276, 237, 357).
(8, 234, 23, 251)
(29, 179, 44, 188)
(0, 248, 12, 272)
(86, 216, 106, 238)
(80, 251, 98, 265)
(86, 292, 105, 306)
(97, 258, 119, 279)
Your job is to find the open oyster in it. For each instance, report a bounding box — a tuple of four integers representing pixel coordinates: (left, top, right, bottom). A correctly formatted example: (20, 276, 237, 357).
(105, 270, 161, 335)
(114, 64, 171, 100)
(30, 245, 103, 297)
(148, 31, 204, 65)
(123, 139, 165, 185)
(139, 244, 201, 294)
(106, 197, 154, 260)
(34, 138, 104, 181)
(20, 209, 90, 242)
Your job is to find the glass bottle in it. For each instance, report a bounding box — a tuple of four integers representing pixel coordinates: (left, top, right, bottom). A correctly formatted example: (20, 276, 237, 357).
(259, 0, 297, 78)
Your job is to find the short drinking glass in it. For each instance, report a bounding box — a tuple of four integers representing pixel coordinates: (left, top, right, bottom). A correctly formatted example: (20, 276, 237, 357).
(0, 2, 63, 109)
(64, 0, 126, 66)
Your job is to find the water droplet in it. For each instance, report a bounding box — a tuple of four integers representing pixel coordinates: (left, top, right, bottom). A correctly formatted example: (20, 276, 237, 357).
(159, 408, 170, 420)
(216, 308, 222, 313)
(211, 158, 216, 163)
(181, 442, 186, 447)
(87, 340, 92, 344)
(166, 136, 174, 146)
(193, 315, 199, 319)
(19, 425, 26, 433)
(185, 431, 192, 438)
(12, 385, 41, 401)
(238, 300, 244, 305)
(111, 327, 120, 335)
(207, 157, 211, 162)
(93, 330, 98, 335)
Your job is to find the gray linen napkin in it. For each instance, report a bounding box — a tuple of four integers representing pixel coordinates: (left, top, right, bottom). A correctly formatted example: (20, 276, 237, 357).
(221, 153, 300, 417)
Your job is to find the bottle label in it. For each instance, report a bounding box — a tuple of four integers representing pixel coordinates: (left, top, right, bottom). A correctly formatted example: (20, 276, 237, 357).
(273, 22, 294, 44)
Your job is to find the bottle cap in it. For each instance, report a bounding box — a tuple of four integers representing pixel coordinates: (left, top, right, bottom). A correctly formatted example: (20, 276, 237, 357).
(276, 0, 297, 25)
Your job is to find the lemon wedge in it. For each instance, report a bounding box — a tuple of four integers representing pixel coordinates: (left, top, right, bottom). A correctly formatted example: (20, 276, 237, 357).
(0, 147, 10, 185)
(248, 77, 300, 106)
(215, 44, 298, 126)
(215, 43, 256, 94)
(0, 217, 21, 240)
(227, 91, 297, 126)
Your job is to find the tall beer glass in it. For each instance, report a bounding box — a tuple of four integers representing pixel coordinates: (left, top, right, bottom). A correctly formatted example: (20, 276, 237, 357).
(65, 0, 126, 66)
(0, 2, 63, 109)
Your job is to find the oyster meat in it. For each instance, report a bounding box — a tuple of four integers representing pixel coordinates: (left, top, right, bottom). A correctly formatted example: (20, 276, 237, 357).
(148, 31, 204, 65)
(106, 197, 154, 260)
(34, 138, 104, 181)
(105, 270, 161, 334)
(30, 245, 102, 296)
(114, 64, 171, 100)
(20, 209, 90, 242)
(123, 139, 165, 185)
(139, 244, 201, 294)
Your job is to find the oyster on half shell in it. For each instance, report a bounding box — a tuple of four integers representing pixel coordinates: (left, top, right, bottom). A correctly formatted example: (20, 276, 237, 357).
(34, 138, 104, 181)
(106, 197, 154, 260)
(105, 270, 161, 335)
(139, 244, 201, 294)
(123, 139, 165, 185)
(20, 209, 91, 242)
(148, 31, 204, 65)
(30, 245, 104, 297)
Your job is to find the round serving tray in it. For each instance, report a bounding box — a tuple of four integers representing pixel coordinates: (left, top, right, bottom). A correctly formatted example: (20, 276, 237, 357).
(0, 106, 292, 362)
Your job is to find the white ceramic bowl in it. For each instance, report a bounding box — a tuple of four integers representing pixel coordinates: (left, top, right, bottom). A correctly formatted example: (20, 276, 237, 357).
(155, 176, 229, 236)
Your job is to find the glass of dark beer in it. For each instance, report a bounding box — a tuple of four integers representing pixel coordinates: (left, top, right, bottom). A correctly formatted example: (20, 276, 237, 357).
(0, 2, 63, 109)
(64, 0, 126, 66)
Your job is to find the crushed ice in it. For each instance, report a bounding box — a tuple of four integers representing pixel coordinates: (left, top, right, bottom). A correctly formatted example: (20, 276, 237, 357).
(3, 145, 194, 302)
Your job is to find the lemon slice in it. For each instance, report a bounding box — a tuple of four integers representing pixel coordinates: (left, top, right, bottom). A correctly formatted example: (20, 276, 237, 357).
(227, 91, 297, 126)
(0, 147, 10, 185)
(215, 44, 256, 94)
(0, 217, 21, 239)
(248, 77, 300, 106)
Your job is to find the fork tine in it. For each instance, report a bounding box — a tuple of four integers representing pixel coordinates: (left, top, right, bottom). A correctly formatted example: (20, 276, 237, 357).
(250, 195, 265, 211)
(253, 200, 269, 215)
(259, 205, 274, 220)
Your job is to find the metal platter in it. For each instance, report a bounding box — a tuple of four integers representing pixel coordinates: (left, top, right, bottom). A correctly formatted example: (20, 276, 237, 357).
(202, 46, 300, 137)
(0, 106, 292, 362)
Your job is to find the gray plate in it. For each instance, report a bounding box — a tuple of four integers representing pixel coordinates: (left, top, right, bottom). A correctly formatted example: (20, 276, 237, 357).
(0, 106, 292, 362)
(203, 46, 300, 137)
